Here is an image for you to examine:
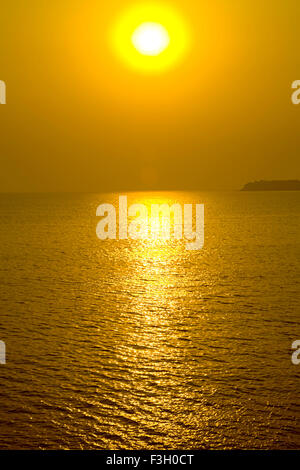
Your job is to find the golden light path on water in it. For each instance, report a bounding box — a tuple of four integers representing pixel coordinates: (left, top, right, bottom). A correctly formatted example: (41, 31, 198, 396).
(91, 194, 216, 447)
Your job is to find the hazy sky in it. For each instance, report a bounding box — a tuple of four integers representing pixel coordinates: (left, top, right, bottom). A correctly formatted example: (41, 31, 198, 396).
(0, 1, 299, 191)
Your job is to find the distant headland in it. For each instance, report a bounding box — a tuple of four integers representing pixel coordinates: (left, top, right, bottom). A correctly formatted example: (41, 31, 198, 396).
(241, 180, 300, 191)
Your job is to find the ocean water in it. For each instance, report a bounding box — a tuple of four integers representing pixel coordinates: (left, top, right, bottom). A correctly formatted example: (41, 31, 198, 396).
(0, 191, 299, 449)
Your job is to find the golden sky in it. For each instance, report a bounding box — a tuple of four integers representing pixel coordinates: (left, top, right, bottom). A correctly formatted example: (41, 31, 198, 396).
(0, 1, 299, 191)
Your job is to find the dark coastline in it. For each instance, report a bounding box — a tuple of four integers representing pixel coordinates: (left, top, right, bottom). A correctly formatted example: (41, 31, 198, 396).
(241, 180, 300, 191)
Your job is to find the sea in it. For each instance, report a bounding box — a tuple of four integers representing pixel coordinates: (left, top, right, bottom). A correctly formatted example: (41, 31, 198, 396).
(0, 191, 299, 449)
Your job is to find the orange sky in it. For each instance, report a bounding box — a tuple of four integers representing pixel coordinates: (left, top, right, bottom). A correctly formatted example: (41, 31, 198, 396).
(0, 1, 299, 191)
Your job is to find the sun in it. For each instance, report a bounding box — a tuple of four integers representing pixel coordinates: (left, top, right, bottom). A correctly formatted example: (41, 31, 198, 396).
(111, 4, 190, 73)
(132, 22, 170, 56)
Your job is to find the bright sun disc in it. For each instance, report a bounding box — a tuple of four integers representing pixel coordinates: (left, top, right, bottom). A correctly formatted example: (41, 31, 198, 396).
(132, 22, 170, 56)
(111, 4, 190, 73)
